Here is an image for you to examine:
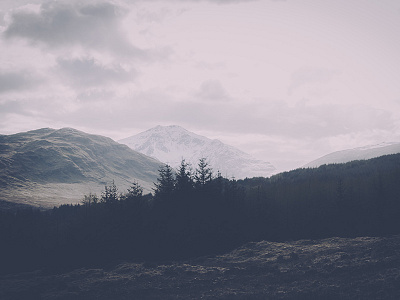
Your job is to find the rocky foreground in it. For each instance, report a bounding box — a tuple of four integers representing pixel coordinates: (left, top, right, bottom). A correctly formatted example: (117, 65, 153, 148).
(1, 235, 400, 299)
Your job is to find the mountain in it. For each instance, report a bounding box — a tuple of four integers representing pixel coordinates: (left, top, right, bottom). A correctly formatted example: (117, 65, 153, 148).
(119, 125, 276, 179)
(0, 128, 162, 207)
(303, 142, 400, 168)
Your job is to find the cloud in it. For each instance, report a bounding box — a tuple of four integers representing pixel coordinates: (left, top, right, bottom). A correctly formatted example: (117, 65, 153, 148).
(234, 101, 394, 138)
(57, 83, 392, 141)
(288, 67, 340, 95)
(182, 0, 258, 3)
(56, 57, 136, 88)
(195, 80, 230, 101)
(131, 0, 259, 3)
(3, 2, 144, 57)
(0, 100, 26, 116)
(0, 70, 41, 93)
(76, 89, 116, 103)
(157, 98, 395, 140)
(59, 93, 395, 142)
(194, 61, 225, 70)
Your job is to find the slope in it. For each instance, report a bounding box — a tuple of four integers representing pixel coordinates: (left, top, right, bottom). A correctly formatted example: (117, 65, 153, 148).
(119, 125, 276, 179)
(303, 142, 400, 168)
(0, 128, 162, 207)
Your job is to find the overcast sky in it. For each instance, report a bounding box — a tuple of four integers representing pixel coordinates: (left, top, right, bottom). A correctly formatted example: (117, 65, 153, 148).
(1, 0, 400, 171)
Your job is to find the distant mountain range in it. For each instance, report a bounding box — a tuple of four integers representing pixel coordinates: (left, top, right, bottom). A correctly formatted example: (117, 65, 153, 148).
(0, 128, 161, 207)
(303, 142, 400, 168)
(3, 126, 398, 208)
(119, 125, 276, 179)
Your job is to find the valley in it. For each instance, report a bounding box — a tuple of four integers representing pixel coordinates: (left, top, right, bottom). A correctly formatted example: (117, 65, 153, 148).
(1, 127, 400, 299)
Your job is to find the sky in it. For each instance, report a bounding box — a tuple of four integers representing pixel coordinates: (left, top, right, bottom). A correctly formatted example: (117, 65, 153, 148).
(1, 0, 400, 172)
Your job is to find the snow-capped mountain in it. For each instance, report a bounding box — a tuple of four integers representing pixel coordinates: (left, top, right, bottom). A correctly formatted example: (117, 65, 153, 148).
(303, 142, 400, 168)
(119, 125, 276, 179)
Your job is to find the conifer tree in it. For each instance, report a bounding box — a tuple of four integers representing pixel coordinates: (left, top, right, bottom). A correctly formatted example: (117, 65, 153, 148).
(101, 180, 119, 204)
(126, 180, 143, 200)
(81, 192, 99, 207)
(194, 158, 213, 188)
(175, 159, 194, 193)
(153, 164, 175, 200)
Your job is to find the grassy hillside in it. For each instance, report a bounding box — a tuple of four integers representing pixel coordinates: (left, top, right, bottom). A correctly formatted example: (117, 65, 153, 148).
(0, 128, 162, 207)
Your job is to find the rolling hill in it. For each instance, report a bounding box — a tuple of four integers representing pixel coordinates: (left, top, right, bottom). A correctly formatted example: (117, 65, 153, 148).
(303, 142, 400, 168)
(0, 128, 162, 207)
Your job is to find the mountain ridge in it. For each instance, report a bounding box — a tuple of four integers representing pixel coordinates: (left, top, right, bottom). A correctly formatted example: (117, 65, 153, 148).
(119, 125, 276, 179)
(303, 141, 400, 168)
(0, 127, 162, 207)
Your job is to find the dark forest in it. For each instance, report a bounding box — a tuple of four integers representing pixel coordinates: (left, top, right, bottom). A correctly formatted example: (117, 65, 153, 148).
(1, 154, 400, 275)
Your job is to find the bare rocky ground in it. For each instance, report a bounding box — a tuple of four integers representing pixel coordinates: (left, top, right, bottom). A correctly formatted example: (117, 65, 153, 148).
(1, 235, 400, 299)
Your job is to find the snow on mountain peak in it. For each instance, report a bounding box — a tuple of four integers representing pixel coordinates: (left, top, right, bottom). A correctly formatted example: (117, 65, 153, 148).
(119, 125, 276, 179)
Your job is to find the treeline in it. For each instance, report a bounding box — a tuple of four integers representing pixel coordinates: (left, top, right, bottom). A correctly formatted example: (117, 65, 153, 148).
(1, 155, 400, 274)
(0, 159, 244, 273)
(240, 153, 400, 242)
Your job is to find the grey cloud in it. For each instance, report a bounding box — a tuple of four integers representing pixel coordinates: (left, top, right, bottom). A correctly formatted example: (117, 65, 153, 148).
(131, 0, 259, 3)
(0, 11, 5, 26)
(51, 92, 175, 131)
(0, 100, 26, 116)
(45, 92, 395, 142)
(230, 101, 393, 138)
(56, 57, 135, 87)
(160, 99, 394, 140)
(2, 88, 393, 147)
(0, 0, 43, 10)
(0, 70, 40, 93)
(135, 6, 172, 24)
(288, 67, 340, 95)
(195, 80, 230, 101)
(77, 89, 116, 103)
(180, 0, 258, 3)
(3, 2, 144, 57)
